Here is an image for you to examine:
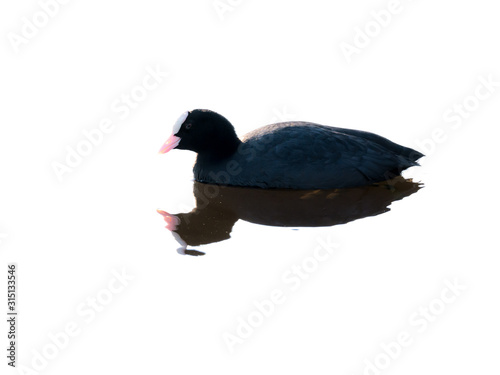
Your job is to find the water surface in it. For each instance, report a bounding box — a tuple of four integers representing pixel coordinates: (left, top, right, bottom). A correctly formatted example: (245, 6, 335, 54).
(158, 177, 422, 255)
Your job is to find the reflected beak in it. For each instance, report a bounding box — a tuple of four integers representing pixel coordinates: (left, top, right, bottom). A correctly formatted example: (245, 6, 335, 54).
(157, 209, 180, 231)
(158, 134, 181, 154)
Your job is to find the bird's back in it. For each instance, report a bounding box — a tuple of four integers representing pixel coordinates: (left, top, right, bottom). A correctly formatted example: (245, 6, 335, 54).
(195, 122, 423, 189)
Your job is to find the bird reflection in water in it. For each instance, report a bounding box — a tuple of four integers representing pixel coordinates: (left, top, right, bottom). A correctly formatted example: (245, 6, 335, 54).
(158, 177, 422, 256)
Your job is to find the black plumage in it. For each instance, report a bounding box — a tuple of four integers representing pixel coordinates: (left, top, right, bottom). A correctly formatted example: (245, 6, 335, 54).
(160, 109, 423, 189)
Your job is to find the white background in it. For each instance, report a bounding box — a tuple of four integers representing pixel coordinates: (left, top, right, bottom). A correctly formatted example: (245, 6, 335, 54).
(1, 0, 499, 374)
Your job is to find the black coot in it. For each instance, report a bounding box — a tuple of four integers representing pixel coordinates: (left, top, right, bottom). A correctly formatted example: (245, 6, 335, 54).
(159, 109, 424, 189)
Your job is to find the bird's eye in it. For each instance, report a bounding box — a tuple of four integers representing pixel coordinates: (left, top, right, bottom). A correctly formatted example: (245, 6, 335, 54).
(185, 123, 192, 130)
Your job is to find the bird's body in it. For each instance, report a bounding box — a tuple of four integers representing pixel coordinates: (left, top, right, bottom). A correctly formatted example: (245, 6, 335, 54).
(159, 110, 423, 189)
